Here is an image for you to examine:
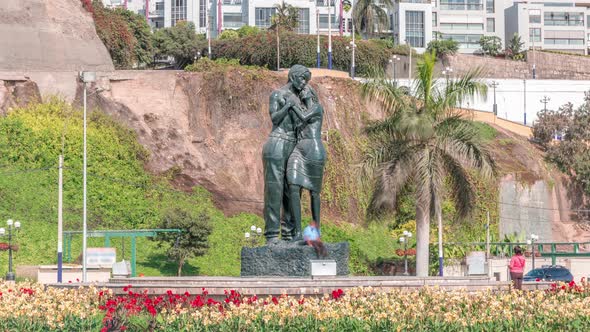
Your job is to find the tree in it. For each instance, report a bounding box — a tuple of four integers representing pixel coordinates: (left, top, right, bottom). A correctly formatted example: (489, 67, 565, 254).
(360, 52, 495, 276)
(479, 36, 502, 57)
(152, 21, 205, 69)
(353, 0, 393, 39)
(157, 208, 212, 276)
(270, 1, 299, 70)
(90, 0, 137, 68)
(426, 39, 459, 59)
(533, 94, 590, 200)
(506, 33, 524, 60)
(116, 8, 154, 67)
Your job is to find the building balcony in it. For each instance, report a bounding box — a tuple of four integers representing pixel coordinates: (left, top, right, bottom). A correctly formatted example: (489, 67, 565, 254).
(149, 10, 164, 17)
(316, 0, 336, 7)
(224, 22, 245, 28)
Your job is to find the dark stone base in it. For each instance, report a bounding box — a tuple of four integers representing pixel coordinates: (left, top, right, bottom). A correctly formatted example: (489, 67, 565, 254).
(241, 242, 349, 277)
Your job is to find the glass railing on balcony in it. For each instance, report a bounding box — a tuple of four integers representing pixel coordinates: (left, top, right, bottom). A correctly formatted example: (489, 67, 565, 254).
(544, 19, 584, 26)
(316, 0, 336, 7)
(223, 0, 242, 5)
(150, 10, 164, 17)
(224, 22, 245, 28)
(439, 3, 483, 10)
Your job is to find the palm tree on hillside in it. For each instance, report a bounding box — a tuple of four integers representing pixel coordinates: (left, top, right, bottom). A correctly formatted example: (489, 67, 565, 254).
(270, 1, 299, 70)
(361, 52, 496, 276)
(353, 0, 393, 39)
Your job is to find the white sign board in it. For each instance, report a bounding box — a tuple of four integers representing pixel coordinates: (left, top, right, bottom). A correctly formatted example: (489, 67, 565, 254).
(466, 251, 486, 275)
(311, 260, 337, 276)
(86, 247, 116, 267)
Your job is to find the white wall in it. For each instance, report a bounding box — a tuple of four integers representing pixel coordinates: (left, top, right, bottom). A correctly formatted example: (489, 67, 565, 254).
(396, 78, 590, 125)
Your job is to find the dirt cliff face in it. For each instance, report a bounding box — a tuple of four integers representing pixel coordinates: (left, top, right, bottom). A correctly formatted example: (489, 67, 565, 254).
(87, 69, 383, 221)
(0, 0, 114, 72)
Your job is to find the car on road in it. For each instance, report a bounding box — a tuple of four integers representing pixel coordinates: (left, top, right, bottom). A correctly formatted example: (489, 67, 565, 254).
(523, 265, 573, 282)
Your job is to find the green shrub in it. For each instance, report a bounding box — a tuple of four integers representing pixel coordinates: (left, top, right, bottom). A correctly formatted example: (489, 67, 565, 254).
(219, 30, 239, 40)
(211, 31, 395, 75)
(426, 39, 459, 58)
(479, 36, 503, 57)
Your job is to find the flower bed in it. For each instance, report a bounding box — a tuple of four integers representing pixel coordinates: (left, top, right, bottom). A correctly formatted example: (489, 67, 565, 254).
(1, 280, 590, 331)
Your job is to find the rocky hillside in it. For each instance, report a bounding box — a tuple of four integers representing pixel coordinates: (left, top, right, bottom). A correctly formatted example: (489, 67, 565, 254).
(0, 0, 113, 72)
(77, 68, 384, 222)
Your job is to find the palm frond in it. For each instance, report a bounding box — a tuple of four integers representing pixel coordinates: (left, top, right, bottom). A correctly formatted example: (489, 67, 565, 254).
(434, 117, 496, 179)
(360, 71, 409, 115)
(441, 153, 476, 218)
(437, 67, 488, 115)
(368, 149, 418, 213)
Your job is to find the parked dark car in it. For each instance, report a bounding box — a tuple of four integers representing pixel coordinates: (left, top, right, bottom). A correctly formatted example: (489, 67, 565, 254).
(523, 265, 573, 282)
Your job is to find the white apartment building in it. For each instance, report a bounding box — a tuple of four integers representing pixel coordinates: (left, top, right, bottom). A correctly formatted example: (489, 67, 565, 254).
(102, 0, 353, 37)
(392, 0, 511, 53)
(506, 0, 590, 55)
(103, 1, 590, 55)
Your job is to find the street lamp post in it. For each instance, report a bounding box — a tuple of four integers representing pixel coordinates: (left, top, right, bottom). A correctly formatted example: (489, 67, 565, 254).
(80, 71, 96, 283)
(346, 41, 356, 79)
(405, 39, 412, 80)
(389, 55, 401, 85)
(399, 230, 412, 276)
(350, 0, 355, 78)
(441, 66, 453, 83)
(0, 219, 21, 281)
(491, 81, 499, 116)
(540, 95, 550, 111)
(527, 234, 539, 270)
(245, 225, 263, 247)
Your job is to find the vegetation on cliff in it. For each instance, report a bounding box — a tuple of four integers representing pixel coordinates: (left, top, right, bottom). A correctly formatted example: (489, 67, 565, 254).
(0, 99, 401, 276)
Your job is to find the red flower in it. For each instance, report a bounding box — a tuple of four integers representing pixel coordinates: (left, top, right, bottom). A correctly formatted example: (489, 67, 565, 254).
(535, 278, 540, 282)
(271, 297, 279, 305)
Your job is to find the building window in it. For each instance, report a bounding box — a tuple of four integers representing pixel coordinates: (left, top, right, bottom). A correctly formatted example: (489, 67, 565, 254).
(440, 23, 483, 30)
(529, 28, 541, 43)
(545, 38, 584, 45)
(486, 0, 494, 13)
(296, 8, 310, 34)
(199, 0, 207, 28)
(319, 14, 338, 29)
(406, 11, 425, 48)
(346, 18, 352, 32)
(486, 18, 495, 32)
(439, 0, 483, 11)
(529, 9, 541, 24)
(432, 12, 437, 27)
(441, 34, 482, 48)
(544, 12, 584, 26)
(171, 0, 187, 26)
(255, 7, 276, 28)
(316, 0, 336, 6)
(223, 13, 243, 28)
(587, 15, 590, 28)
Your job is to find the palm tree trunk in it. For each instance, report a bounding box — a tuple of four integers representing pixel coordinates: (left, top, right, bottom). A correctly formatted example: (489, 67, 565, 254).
(177, 257, 185, 277)
(435, 195, 443, 277)
(276, 28, 280, 71)
(415, 199, 430, 277)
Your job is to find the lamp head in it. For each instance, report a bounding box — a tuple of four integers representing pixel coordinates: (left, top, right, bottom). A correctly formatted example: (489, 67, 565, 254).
(7, 219, 13, 226)
(245, 232, 250, 239)
(399, 237, 405, 243)
(526, 239, 532, 245)
(403, 230, 409, 236)
(14, 221, 20, 229)
(251, 225, 257, 231)
(0, 228, 5, 235)
(256, 227, 262, 234)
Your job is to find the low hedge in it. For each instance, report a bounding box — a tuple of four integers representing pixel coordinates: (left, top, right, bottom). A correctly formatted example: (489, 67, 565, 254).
(210, 31, 409, 76)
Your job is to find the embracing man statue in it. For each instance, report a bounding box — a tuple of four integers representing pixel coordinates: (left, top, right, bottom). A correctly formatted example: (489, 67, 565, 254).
(262, 65, 327, 245)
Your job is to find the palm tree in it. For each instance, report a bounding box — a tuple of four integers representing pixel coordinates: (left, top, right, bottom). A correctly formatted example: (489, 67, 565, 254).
(361, 52, 495, 276)
(353, 0, 392, 39)
(270, 1, 299, 70)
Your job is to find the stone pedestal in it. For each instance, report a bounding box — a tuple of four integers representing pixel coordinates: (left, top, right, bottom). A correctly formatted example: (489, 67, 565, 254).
(241, 242, 349, 277)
